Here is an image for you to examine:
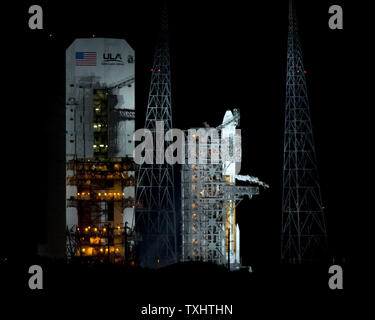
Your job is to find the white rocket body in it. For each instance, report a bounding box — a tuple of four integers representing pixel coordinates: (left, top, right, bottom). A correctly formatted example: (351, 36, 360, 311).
(221, 110, 241, 269)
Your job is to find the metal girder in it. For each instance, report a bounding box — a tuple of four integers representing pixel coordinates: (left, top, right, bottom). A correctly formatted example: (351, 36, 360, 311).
(111, 109, 135, 121)
(108, 76, 135, 90)
(223, 185, 259, 200)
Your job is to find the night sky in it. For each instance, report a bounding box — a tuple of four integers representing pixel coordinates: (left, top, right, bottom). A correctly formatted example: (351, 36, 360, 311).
(3, 0, 363, 271)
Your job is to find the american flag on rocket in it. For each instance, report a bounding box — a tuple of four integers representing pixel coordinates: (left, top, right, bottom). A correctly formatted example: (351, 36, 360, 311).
(75, 52, 96, 66)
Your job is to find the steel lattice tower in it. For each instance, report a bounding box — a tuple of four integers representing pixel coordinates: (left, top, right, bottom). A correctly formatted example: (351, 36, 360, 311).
(281, 0, 328, 264)
(135, 5, 177, 268)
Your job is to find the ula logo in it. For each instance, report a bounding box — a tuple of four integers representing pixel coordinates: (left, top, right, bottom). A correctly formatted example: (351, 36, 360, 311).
(102, 53, 124, 65)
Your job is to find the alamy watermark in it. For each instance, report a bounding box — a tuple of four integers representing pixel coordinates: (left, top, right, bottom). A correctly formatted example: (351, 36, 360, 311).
(28, 4, 343, 31)
(28, 265, 43, 290)
(133, 121, 242, 174)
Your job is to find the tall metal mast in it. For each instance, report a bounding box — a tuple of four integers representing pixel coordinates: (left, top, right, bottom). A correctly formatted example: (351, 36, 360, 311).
(135, 4, 177, 268)
(281, 0, 328, 263)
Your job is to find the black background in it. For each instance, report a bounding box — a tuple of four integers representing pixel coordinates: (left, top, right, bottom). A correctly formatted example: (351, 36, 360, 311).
(1, 0, 368, 309)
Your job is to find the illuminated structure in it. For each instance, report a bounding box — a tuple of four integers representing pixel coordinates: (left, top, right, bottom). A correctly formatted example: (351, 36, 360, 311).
(181, 110, 267, 269)
(65, 38, 136, 262)
(281, 0, 328, 263)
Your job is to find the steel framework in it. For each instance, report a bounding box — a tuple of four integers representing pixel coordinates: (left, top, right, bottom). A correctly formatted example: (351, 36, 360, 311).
(135, 5, 178, 268)
(66, 158, 136, 263)
(181, 120, 261, 269)
(281, 0, 328, 264)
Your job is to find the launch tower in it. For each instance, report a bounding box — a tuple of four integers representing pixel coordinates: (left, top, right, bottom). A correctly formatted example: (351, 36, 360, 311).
(281, 0, 328, 263)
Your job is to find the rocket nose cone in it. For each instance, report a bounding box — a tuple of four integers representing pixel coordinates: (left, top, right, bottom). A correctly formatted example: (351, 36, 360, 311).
(222, 110, 234, 125)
